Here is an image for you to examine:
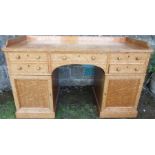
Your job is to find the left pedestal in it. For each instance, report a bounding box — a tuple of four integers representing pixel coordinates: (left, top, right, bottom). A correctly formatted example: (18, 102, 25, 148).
(10, 76, 55, 118)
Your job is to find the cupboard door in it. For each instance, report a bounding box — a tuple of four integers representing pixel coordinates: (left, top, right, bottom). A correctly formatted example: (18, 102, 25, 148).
(10, 76, 54, 118)
(106, 79, 140, 107)
(100, 75, 145, 118)
(105, 75, 144, 108)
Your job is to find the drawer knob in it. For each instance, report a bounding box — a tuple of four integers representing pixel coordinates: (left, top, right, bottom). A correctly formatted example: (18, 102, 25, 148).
(36, 66, 41, 70)
(17, 66, 22, 70)
(134, 68, 139, 71)
(16, 55, 21, 59)
(91, 56, 96, 60)
(116, 67, 121, 72)
(37, 56, 41, 59)
(117, 57, 121, 60)
(135, 57, 140, 60)
(62, 56, 67, 60)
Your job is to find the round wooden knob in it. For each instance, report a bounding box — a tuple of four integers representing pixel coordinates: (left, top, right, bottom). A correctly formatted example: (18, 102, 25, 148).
(135, 57, 140, 60)
(116, 68, 121, 71)
(117, 57, 121, 60)
(16, 55, 21, 59)
(134, 68, 139, 71)
(36, 56, 41, 59)
(17, 66, 22, 70)
(91, 56, 96, 60)
(62, 56, 67, 60)
(36, 66, 41, 70)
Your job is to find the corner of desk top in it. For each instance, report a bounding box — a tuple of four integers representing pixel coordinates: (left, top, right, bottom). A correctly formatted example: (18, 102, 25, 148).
(2, 35, 27, 52)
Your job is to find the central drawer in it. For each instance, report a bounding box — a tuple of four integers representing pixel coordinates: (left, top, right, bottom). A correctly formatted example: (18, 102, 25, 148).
(52, 54, 107, 64)
(10, 63, 49, 74)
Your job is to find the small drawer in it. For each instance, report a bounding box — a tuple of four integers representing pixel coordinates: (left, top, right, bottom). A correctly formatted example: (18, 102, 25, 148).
(52, 54, 107, 64)
(8, 52, 48, 62)
(109, 64, 146, 74)
(110, 53, 149, 64)
(10, 63, 49, 74)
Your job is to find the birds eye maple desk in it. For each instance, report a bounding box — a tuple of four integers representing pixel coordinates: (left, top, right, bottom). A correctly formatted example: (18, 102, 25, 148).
(3, 36, 153, 118)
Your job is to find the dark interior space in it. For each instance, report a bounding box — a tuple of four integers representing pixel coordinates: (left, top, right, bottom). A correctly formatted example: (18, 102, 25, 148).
(52, 65, 105, 119)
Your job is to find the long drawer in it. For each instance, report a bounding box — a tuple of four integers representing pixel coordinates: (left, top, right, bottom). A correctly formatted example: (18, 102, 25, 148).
(9, 63, 49, 74)
(109, 64, 146, 74)
(52, 54, 107, 64)
(8, 52, 48, 62)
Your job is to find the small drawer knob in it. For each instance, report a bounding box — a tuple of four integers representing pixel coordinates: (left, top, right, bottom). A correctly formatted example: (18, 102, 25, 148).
(16, 55, 21, 59)
(36, 66, 41, 70)
(116, 67, 121, 72)
(62, 56, 67, 60)
(37, 56, 41, 59)
(117, 57, 121, 60)
(135, 57, 140, 60)
(134, 68, 139, 71)
(17, 66, 22, 70)
(91, 56, 96, 60)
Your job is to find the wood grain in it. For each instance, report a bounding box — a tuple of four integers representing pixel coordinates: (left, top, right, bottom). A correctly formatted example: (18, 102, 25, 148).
(106, 79, 140, 107)
(3, 36, 153, 52)
(2, 36, 152, 118)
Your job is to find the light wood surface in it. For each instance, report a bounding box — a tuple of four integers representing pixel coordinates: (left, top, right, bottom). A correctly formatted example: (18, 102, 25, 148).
(3, 36, 152, 118)
(109, 64, 147, 74)
(3, 36, 152, 52)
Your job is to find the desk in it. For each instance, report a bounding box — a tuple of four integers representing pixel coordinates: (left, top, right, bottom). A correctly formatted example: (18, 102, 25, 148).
(3, 36, 153, 118)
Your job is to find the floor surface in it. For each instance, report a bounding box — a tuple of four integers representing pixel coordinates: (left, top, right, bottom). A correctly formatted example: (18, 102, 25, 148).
(1, 86, 155, 119)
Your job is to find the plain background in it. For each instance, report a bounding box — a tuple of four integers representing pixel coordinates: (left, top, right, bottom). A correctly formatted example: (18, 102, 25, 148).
(0, 0, 155, 155)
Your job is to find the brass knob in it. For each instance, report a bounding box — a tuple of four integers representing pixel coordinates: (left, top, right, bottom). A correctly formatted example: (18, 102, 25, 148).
(91, 56, 96, 60)
(36, 56, 41, 59)
(116, 67, 121, 72)
(117, 57, 121, 60)
(17, 66, 22, 70)
(134, 68, 139, 71)
(62, 56, 67, 60)
(16, 55, 21, 59)
(36, 66, 41, 70)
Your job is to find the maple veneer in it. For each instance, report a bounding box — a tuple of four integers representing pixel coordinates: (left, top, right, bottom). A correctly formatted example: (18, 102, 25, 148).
(3, 36, 153, 118)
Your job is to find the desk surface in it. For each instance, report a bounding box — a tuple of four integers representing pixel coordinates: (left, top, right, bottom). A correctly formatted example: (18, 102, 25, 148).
(3, 36, 152, 53)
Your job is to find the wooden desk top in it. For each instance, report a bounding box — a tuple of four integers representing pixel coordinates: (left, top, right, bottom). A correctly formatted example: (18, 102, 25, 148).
(3, 36, 153, 53)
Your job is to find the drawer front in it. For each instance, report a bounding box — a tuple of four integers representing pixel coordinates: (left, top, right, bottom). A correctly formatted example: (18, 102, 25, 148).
(8, 53, 48, 62)
(52, 54, 107, 64)
(109, 64, 146, 74)
(110, 53, 149, 64)
(10, 63, 49, 74)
